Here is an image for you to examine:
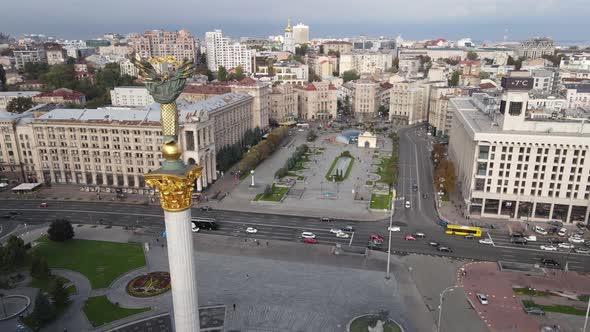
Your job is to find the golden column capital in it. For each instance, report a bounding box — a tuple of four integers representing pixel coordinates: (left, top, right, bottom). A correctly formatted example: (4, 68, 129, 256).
(145, 166, 202, 212)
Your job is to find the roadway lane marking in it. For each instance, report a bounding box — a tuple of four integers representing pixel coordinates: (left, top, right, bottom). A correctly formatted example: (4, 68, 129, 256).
(414, 143, 421, 211)
(494, 244, 590, 257)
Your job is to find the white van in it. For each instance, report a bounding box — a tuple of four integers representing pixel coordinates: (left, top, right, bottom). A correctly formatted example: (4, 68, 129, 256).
(534, 225, 548, 235)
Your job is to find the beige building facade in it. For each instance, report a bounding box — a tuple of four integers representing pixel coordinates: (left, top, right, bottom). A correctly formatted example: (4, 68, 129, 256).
(352, 79, 380, 120)
(428, 87, 459, 137)
(129, 29, 197, 62)
(269, 84, 297, 124)
(294, 82, 337, 121)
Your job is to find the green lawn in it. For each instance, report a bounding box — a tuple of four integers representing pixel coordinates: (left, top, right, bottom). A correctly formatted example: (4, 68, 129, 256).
(374, 157, 397, 185)
(255, 185, 289, 202)
(349, 316, 401, 332)
(83, 295, 150, 327)
(522, 300, 587, 316)
(35, 238, 146, 289)
(370, 192, 393, 210)
(325, 154, 354, 182)
(579, 294, 590, 302)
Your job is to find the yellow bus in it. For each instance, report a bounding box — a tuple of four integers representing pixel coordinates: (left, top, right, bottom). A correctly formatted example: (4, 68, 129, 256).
(445, 224, 482, 237)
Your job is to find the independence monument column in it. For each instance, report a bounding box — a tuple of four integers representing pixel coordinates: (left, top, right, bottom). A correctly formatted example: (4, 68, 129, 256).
(132, 55, 201, 332)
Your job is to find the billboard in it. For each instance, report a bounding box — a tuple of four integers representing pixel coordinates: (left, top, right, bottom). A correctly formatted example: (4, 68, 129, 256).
(501, 77, 534, 91)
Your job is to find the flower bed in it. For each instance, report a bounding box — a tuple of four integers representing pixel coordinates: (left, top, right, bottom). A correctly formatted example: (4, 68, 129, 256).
(126, 272, 171, 298)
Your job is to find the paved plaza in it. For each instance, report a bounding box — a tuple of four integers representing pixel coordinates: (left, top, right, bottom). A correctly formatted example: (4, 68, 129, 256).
(216, 128, 393, 221)
(0, 225, 434, 332)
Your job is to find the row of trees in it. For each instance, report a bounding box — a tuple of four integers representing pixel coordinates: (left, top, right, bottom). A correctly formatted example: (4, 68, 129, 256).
(216, 127, 264, 172)
(386, 132, 399, 189)
(238, 126, 289, 175)
(275, 144, 309, 178)
(217, 65, 245, 82)
(431, 143, 457, 195)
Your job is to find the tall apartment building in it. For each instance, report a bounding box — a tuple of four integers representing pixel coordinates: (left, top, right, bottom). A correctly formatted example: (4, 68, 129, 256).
(110, 87, 155, 107)
(293, 23, 309, 45)
(529, 68, 558, 94)
(449, 72, 590, 224)
(269, 84, 297, 124)
(13, 48, 46, 70)
(560, 53, 590, 71)
(428, 87, 459, 137)
(339, 51, 394, 75)
(294, 82, 337, 121)
(129, 29, 197, 62)
(351, 79, 380, 120)
(0, 111, 32, 184)
(205, 30, 254, 73)
(119, 59, 139, 77)
(517, 37, 555, 59)
(308, 55, 337, 79)
(45, 45, 67, 65)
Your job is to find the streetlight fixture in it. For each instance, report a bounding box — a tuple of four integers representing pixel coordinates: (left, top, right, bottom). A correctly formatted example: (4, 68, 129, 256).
(437, 285, 458, 332)
(583, 294, 590, 332)
(250, 170, 255, 187)
(385, 189, 397, 280)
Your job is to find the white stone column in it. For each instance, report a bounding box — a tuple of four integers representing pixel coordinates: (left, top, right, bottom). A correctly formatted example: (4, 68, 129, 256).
(163, 208, 200, 332)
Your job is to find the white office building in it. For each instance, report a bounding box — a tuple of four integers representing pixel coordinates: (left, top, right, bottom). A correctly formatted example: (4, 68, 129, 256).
(205, 30, 254, 73)
(339, 51, 394, 75)
(449, 72, 590, 224)
(293, 23, 309, 45)
(110, 87, 155, 107)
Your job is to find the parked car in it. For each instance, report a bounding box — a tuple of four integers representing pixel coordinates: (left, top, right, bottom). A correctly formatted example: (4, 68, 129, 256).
(534, 226, 548, 235)
(541, 258, 560, 267)
(412, 184, 418, 192)
(437, 246, 453, 253)
(39, 202, 48, 208)
(320, 217, 333, 222)
(245, 227, 258, 234)
(548, 227, 558, 234)
(524, 307, 546, 316)
(303, 238, 317, 244)
(404, 235, 416, 241)
(329, 228, 341, 234)
(476, 293, 489, 305)
(576, 222, 586, 230)
(370, 234, 384, 242)
(525, 235, 537, 242)
(548, 220, 563, 227)
(557, 228, 567, 237)
(199, 206, 212, 211)
(479, 238, 494, 245)
(301, 232, 316, 239)
(336, 231, 350, 239)
(8, 211, 22, 215)
(405, 201, 411, 208)
(540, 245, 557, 251)
(547, 238, 562, 244)
(511, 237, 528, 245)
(428, 241, 440, 247)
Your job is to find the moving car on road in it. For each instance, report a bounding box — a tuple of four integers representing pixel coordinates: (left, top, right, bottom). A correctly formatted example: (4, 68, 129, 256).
(405, 201, 411, 208)
(558, 242, 574, 249)
(479, 238, 494, 245)
(575, 248, 590, 254)
(388, 226, 401, 232)
(404, 235, 416, 241)
(39, 202, 48, 208)
(301, 232, 316, 239)
(341, 226, 355, 232)
(245, 227, 258, 234)
(541, 258, 560, 267)
(557, 228, 567, 237)
(336, 231, 350, 239)
(191, 217, 218, 230)
(191, 222, 200, 233)
(540, 245, 557, 251)
(412, 232, 426, 238)
(320, 217, 333, 222)
(199, 206, 212, 211)
(546, 238, 562, 244)
(428, 241, 440, 247)
(303, 238, 317, 244)
(329, 228, 341, 234)
(437, 246, 453, 253)
(525, 235, 537, 242)
(476, 294, 488, 305)
(534, 225, 548, 235)
(569, 236, 585, 244)
(367, 241, 383, 250)
(511, 237, 528, 245)
(370, 234, 384, 242)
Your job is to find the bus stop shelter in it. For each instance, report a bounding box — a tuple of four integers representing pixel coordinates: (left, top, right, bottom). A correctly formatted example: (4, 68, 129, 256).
(11, 183, 43, 194)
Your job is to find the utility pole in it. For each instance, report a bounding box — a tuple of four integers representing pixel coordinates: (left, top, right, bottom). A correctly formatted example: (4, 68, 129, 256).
(437, 285, 457, 332)
(385, 189, 396, 280)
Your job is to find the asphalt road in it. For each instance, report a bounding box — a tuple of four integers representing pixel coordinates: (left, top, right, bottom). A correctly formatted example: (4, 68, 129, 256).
(1, 126, 590, 272)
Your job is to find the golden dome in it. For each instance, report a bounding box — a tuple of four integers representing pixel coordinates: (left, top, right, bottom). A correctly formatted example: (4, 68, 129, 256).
(162, 141, 183, 161)
(285, 18, 292, 33)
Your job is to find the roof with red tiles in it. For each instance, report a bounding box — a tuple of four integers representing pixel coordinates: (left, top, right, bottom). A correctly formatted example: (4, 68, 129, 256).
(34, 88, 85, 100)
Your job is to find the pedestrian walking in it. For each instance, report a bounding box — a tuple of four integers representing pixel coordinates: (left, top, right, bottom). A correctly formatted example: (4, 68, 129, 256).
(257, 241, 260, 246)
(266, 241, 269, 246)
(233, 303, 236, 311)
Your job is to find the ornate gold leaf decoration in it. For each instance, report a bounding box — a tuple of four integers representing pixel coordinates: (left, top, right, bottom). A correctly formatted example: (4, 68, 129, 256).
(145, 166, 202, 212)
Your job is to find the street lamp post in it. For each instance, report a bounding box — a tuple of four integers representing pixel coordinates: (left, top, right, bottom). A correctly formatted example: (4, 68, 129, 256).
(583, 293, 590, 332)
(250, 170, 255, 187)
(385, 189, 396, 280)
(437, 285, 458, 332)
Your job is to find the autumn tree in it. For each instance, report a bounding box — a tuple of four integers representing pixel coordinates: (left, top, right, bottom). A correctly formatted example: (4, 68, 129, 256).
(7, 97, 34, 113)
(466, 51, 479, 61)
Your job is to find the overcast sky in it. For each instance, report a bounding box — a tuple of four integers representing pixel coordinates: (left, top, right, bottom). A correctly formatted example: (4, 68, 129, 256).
(3, 0, 590, 42)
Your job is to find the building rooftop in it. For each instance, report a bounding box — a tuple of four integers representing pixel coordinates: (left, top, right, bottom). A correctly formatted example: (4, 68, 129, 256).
(0, 91, 42, 98)
(565, 84, 590, 93)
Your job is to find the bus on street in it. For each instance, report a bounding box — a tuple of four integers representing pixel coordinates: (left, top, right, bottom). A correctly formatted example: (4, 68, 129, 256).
(445, 224, 482, 237)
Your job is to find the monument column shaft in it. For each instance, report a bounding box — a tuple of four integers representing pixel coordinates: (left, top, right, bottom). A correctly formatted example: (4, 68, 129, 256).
(164, 208, 200, 332)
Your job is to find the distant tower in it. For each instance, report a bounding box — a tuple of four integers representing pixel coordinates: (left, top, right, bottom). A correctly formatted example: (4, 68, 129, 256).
(283, 18, 295, 53)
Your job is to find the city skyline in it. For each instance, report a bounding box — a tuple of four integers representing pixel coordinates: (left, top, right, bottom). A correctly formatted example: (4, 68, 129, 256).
(3, 0, 590, 42)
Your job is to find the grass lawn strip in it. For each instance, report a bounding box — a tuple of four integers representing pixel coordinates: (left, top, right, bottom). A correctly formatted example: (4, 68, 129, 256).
(36, 238, 146, 289)
(370, 192, 393, 210)
(255, 185, 289, 202)
(325, 154, 354, 182)
(513, 287, 553, 297)
(83, 295, 150, 327)
(522, 300, 587, 316)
